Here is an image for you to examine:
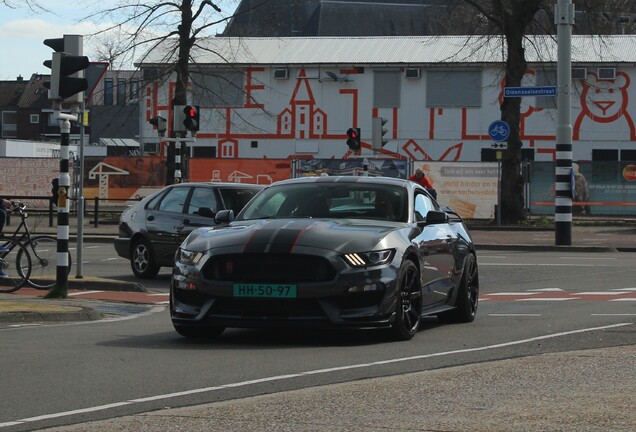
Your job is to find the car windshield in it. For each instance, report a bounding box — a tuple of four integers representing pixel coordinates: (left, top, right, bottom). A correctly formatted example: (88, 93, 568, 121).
(239, 183, 407, 222)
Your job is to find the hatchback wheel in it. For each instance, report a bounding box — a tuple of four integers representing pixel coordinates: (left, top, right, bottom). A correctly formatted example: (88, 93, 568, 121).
(131, 238, 160, 279)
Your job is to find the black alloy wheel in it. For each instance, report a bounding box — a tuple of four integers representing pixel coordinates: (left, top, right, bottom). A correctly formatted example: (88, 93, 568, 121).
(438, 253, 479, 323)
(390, 259, 422, 341)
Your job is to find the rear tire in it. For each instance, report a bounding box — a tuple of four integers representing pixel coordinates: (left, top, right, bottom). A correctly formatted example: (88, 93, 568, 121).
(390, 259, 422, 341)
(131, 238, 160, 279)
(27, 235, 72, 290)
(438, 253, 479, 323)
(0, 238, 31, 293)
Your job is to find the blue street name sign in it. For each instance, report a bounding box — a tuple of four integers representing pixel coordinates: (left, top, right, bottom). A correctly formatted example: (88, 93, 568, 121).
(504, 86, 557, 97)
(488, 120, 510, 142)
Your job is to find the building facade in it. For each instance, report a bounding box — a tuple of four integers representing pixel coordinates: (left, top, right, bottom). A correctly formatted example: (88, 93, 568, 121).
(138, 35, 636, 163)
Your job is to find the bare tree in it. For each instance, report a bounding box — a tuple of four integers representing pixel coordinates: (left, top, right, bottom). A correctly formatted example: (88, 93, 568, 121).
(85, 0, 237, 184)
(439, 0, 636, 224)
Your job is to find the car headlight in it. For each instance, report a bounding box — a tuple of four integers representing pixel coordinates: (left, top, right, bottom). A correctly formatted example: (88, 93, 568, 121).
(178, 248, 204, 265)
(342, 249, 394, 268)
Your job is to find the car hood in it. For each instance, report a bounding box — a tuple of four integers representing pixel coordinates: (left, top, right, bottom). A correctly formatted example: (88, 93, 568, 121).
(182, 218, 403, 254)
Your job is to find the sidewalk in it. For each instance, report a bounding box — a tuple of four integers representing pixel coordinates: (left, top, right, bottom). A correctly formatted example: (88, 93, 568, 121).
(3, 219, 635, 432)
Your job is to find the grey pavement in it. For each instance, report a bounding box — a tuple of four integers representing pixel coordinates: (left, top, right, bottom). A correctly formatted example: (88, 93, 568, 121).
(2, 216, 636, 431)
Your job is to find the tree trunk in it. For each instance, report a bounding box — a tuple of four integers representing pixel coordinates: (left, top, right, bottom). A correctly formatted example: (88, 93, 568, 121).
(500, 31, 528, 223)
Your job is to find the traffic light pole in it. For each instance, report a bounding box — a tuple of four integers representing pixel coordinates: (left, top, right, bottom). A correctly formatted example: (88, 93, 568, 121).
(46, 109, 77, 298)
(164, 136, 196, 183)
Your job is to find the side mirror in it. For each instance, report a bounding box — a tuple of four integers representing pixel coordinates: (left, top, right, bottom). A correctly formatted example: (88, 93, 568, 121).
(425, 210, 449, 225)
(214, 209, 235, 224)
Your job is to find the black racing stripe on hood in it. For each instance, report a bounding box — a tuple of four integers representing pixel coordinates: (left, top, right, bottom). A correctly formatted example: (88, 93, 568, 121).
(243, 228, 276, 253)
(268, 228, 303, 253)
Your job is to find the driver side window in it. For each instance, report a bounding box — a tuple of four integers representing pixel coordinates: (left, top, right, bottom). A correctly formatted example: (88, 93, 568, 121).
(414, 193, 434, 222)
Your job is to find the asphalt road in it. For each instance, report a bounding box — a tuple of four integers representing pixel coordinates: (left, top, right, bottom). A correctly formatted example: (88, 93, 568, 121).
(1, 247, 634, 431)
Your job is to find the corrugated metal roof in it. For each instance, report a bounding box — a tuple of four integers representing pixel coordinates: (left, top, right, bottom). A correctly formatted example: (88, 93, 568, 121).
(138, 35, 636, 67)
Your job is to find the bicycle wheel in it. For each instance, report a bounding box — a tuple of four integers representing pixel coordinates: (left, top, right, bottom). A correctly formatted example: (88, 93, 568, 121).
(25, 235, 72, 290)
(0, 238, 31, 293)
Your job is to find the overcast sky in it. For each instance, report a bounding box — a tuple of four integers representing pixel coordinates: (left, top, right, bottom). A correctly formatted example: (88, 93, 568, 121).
(0, 0, 237, 80)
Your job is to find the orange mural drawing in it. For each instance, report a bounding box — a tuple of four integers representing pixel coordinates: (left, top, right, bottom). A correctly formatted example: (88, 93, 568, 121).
(403, 141, 463, 161)
(574, 71, 636, 140)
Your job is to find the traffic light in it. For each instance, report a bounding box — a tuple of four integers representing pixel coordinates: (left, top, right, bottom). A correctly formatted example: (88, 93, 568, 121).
(183, 105, 200, 132)
(372, 117, 389, 150)
(43, 35, 89, 103)
(149, 116, 167, 136)
(346, 127, 361, 151)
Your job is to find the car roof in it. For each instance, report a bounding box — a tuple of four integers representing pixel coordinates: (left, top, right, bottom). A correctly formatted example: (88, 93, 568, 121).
(269, 176, 410, 187)
(167, 182, 263, 188)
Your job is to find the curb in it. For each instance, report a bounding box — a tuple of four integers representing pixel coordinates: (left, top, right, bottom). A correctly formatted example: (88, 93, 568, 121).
(0, 305, 101, 323)
(29, 277, 148, 293)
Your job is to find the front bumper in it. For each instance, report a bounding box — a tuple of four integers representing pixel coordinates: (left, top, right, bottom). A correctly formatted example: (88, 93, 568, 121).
(113, 237, 131, 259)
(171, 258, 400, 330)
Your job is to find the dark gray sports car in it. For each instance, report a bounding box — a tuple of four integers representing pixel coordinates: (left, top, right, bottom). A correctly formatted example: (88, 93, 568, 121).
(171, 176, 479, 341)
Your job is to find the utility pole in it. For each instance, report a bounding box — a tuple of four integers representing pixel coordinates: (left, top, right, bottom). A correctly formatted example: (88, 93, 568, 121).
(555, 0, 574, 245)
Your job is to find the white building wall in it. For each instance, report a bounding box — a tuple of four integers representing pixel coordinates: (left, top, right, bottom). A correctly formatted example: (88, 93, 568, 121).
(140, 64, 636, 162)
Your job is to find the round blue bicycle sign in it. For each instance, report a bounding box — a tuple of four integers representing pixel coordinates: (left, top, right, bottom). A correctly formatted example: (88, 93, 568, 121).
(488, 120, 510, 142)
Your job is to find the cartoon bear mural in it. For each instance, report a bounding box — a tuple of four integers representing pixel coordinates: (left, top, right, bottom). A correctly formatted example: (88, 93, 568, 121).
(573, 71, 636, 141)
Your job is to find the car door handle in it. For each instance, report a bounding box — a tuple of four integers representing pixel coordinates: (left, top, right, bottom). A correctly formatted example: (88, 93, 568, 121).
(183, 218, 190, 225)
(147, 215, 154, 221)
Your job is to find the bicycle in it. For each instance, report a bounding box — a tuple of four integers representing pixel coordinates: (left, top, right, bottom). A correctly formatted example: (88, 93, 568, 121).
(3, 202, 72, 290)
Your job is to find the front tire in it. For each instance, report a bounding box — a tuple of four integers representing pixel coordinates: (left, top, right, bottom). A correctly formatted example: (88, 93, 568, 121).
(390, 259, 422, 341)
(131, 238, 160, 279)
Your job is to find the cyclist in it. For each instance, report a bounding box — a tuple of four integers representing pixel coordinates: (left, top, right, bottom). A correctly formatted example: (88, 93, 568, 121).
(408, 169, 437, 200)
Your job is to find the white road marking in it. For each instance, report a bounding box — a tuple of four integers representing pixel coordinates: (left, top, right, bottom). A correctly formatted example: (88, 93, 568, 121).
(518, 298, 579, 301)
(529, 288, 564, 292)
(105, 258, 119, 261)
(147, 293, 169, 296)
(613, 288, 636, 291)
(488, 292, 538, 296)
(67, 291, 105, 296)
(489, 314, 542, 317)
(610, 298, 636, 302)
(559, 257, 616, 260)
(1, 322, 630, 429)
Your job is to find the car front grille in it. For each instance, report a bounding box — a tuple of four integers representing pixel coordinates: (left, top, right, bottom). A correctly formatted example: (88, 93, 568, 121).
(202, 253, 336, 283)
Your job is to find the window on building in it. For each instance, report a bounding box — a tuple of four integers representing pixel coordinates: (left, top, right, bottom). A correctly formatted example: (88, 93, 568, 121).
(129, 81, 139, 101)
(193, 147, 216, 157)
(536, 69, 557, 109)
(104, 78, 114, 105)
(30, 114, 40, 124)
(373, 70, 401, 108)
(2, 111, 17, 138)
(117, 78, 126, 105)
(426, 70, 482, 107)
(592, 149, 618, 161)
(620, 149, 636, 161)
(191, 71, 243, 107)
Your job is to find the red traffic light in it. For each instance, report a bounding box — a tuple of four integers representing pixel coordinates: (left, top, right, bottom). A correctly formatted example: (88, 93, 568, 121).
(346, 127, 361, 151)
(183, 105, 200, 132)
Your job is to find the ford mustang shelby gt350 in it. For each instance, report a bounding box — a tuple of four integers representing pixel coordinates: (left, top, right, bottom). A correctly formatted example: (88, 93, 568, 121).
(171, 176, 479, 341)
